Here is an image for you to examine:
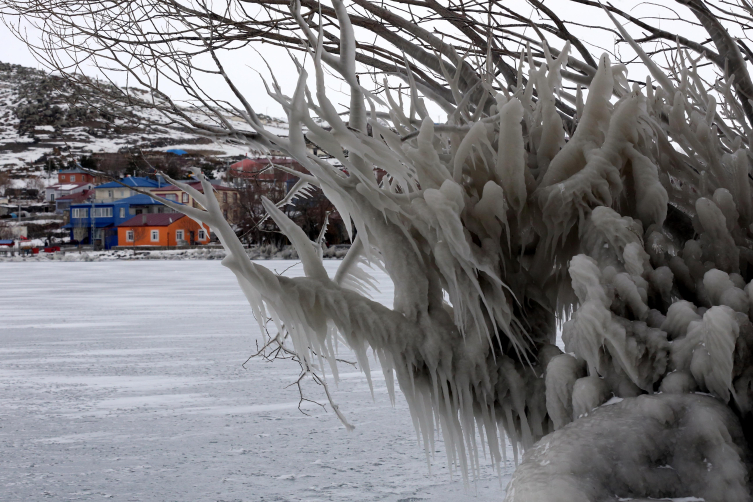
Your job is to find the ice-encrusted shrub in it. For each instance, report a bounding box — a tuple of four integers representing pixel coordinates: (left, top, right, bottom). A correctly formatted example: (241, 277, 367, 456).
(101, 3, 753, 500)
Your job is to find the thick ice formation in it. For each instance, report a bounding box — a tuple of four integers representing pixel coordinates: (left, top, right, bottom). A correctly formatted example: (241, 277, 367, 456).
(147, 2, 753, 498)
(545, 354, 584, 429)
(505, 394, 750, 502)
(571, 376, 610, 420)
(671, 306, 739, 402)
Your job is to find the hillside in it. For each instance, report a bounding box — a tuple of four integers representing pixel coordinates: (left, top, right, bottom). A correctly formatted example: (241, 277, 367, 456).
(0, 61, 288, 188)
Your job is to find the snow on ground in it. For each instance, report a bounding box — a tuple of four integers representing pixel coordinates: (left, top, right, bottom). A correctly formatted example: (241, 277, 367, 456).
(0, 260, 512, 501)
(2, 219, 61, 226)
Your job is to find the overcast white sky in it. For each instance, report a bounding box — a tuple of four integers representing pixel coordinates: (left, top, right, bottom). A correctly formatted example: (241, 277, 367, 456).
(0, 20, 341, 121)
(0, 22, 41, 69)
(0, 2, 721, 125)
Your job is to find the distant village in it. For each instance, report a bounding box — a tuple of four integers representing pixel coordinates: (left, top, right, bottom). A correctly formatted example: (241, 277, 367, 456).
(0, 62, 353, 256)
(0, 154, 347, 254)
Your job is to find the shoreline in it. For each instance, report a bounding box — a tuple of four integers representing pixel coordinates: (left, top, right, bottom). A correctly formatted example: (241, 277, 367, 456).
(0, 244, 350, 262)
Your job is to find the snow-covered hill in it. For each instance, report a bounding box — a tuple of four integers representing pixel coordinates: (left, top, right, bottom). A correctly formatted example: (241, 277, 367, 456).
(0, 61, 289, 187)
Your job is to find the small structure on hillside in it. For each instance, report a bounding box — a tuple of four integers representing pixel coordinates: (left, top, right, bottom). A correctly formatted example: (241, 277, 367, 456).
(2, 201, 55, 215)
(44, 182, 93, 203)
(5, 188, 41, 199)
(57, 168, 105, 185)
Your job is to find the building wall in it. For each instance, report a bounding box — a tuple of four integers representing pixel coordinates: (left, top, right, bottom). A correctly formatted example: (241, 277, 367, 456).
(117, 220, 210, 247)
(95, 187, 135, 201)
(46, 184, 92, 202)
(67, 202, 129, 248)
(68, 204, 118, 227)
(68, 226, 118, 248)
(215, 190, 240, 223)
(151, 188, 186, 204)
(58, 173, 94, 184)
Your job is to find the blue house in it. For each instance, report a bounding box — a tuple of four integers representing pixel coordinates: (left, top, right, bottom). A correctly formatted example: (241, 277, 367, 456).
(65, 193, 176, 248)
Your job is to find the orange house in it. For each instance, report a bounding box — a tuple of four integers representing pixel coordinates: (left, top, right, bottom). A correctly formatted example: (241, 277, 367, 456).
(117, 213, 211, 247)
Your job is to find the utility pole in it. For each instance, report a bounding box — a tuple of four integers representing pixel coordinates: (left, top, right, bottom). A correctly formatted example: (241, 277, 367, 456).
(91, 195, 95, 249)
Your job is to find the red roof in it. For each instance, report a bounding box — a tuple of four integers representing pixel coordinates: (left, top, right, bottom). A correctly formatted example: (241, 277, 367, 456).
(57, 189, 93, 202)
(118, 213, 186, 227)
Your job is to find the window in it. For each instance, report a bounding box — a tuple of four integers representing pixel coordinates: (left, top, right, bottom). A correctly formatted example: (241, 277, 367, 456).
(72, 208, 88, 218)
(223, 192, 228, 203)
(151, 230, 159, 242)
(198, 229, 206, 240)
(182, 193, 189, 203)
(166, 193, 178, 202)
(49, 194, 55, 202)
(126, 230, 134, 242)
(176, 230, 184, 241)
(119, 207, 125, 218)
(234, 192, 238, 202)
(92, 207, 112, 218)
(223, 210, 228, 219)
(71, 175, 75, 182)
(107, 190, 113, 198)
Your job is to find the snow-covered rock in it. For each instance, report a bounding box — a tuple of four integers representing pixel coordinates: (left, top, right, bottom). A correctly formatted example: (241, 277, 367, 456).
(505, 394, 750, 502)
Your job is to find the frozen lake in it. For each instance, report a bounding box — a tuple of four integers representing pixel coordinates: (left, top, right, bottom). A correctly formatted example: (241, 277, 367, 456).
(0, 260, 511, 501)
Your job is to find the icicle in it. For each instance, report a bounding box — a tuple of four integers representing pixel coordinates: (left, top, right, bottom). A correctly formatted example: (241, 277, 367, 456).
(495, 97, 527, 214)
(545, 354, 584, 429)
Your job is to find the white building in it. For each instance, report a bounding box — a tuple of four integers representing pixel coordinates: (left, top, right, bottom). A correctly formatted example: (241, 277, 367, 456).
(44, 182, 93, 203)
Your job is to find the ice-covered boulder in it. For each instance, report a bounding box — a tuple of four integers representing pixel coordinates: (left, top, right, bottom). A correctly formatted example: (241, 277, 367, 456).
(505, 394, 750, 502)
